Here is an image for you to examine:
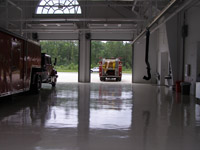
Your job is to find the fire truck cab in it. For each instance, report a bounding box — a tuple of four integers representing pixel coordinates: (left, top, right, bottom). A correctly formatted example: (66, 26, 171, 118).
(41, 53, 58, 87)
(99, 58, 122, 81)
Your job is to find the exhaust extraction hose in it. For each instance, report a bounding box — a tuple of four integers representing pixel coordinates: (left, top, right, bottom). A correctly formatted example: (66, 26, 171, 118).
(143, 29, 151, 80)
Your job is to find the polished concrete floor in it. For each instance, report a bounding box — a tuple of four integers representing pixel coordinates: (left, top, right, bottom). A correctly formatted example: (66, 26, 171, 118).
(0, 83, 200, 150)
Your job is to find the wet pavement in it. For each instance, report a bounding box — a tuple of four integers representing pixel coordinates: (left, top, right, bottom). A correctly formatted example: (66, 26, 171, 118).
(0, 83, 200, 150)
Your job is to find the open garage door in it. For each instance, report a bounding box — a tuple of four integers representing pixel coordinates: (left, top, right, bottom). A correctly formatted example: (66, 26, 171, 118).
(40, 40, 79, 83)
(91, 40, 132, 83)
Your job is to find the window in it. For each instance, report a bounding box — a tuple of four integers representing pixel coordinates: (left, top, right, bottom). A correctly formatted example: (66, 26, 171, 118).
(36, 0, 81, 14)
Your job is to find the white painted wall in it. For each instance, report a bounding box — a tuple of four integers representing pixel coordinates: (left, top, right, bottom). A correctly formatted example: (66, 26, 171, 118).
(166, 14, 182, 86)
(184, 5, 200, 94)
(157, 24, 170, 86)
(158, 3, 200, 94)
(160, 52, 169, 85)
(132, 37, 146, 83)
(132, 15, 182, 86)
(132, 30, 158, 84)
(149, 30, 159, 84)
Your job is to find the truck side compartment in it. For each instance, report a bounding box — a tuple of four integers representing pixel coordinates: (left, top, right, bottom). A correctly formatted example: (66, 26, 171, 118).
(0, 31, 12, 96)
(26, 40, 41, 92)
(0, 29, 41, 97)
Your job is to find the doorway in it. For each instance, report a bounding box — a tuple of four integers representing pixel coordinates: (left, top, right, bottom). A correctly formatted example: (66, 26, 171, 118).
(90, 41, 132, 83)
(40, 40, 79, 83)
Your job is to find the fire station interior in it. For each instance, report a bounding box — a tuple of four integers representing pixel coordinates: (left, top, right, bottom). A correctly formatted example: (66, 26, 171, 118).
(1, 0, 200, 150)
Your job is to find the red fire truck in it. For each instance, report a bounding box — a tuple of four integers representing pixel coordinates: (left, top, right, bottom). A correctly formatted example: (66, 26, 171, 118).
(99, 58, 122, 81)
(0, 28, 57, 97)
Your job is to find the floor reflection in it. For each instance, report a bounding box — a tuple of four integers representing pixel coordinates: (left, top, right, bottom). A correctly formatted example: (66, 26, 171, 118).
(0, 83, 200, 150)
(89, 84, 132, 130)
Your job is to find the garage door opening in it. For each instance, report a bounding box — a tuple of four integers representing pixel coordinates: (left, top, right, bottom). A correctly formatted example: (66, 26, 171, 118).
(40, 40, 79, 83)
(91, 41, 132, 83)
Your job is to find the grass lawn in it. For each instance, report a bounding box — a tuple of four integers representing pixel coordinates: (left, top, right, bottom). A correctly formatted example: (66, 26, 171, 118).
(55, 66, 132, 73)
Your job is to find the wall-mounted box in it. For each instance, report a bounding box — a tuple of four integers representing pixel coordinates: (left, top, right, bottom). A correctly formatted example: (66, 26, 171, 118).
(196, 82, 200, 99)
(185, 64, 191, 77)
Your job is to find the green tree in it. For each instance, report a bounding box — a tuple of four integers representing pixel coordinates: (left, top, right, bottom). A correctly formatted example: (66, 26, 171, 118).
(40, 40, 132, 72)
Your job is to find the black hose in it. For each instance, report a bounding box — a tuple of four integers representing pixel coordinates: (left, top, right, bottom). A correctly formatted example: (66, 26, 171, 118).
(143, 29, 151, 80)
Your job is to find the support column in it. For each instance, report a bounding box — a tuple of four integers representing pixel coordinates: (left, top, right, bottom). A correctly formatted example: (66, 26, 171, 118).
(78, 31, 91, 83)
(132, 44, 134, 83)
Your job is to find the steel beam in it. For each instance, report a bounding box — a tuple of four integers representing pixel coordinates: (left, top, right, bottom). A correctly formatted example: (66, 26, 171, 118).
(132, 0, 138, 12)
(1, 17, 144, 22)
(11, 28, 136, 33)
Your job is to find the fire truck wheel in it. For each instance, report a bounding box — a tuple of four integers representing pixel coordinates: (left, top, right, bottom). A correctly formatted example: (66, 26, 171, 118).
(100, 77, 106, 81)
(117, 77, 121, 81)
(35, 75, 42, 91)
(31, 75, 41, 93)
(52, 82, 56, 87)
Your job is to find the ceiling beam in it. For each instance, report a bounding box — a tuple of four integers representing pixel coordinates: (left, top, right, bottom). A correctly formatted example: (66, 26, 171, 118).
(2, 18, 144, 22)
(132, 0, 138, 12)
(11, 28, 136, 33)
(11, 0, 169, 1)
(7, 0, 22, 11)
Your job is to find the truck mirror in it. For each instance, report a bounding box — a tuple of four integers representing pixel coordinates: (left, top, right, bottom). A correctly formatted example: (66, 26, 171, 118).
(54, 58, 57, 66)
